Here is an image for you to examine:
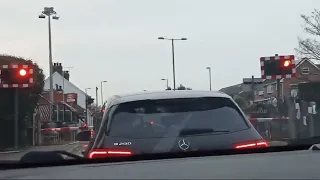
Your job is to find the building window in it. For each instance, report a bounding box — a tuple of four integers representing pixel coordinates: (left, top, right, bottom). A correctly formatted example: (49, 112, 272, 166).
(258, 91, 264, 96)
(301, 67, 310, 74)
(266, 85, 273, 94)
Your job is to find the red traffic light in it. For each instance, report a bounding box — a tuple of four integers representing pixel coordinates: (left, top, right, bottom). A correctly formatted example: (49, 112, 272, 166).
(282, 60, 291, 67)
(0, 64, 34, 88)
(19, 69, 27, 76)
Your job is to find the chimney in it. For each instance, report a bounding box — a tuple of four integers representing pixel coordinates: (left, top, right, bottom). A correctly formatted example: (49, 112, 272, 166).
(53, 62, 63, 75)
(64, 70, 70, 81)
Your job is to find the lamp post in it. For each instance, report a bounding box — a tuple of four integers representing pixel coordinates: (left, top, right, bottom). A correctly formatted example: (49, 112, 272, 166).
(161, 78, 169, 89)
(39, 7, 59, 121)
(206, 67, 212, 91)
(100, 81, 107, 105)
(158, 37, 187, 90)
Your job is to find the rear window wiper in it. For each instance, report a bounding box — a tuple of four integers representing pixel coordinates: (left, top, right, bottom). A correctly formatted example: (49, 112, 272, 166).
(179, 128, 230, 136)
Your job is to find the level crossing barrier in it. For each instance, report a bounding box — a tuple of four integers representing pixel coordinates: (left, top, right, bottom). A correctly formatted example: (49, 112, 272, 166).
(40, 126, 94, 145)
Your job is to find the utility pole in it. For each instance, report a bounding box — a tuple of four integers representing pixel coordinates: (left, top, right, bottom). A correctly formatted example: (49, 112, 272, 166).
(251, 75, 255, 102)
(96, 86, 98, 107)
(85, 88, 91, 124)
(275, 54, 281, 116)
(14, 88, 19, 150)
(171, 39, 176, 90)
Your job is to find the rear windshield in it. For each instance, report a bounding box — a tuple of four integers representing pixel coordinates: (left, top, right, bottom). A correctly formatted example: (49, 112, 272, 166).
(106, 97, 249, 138)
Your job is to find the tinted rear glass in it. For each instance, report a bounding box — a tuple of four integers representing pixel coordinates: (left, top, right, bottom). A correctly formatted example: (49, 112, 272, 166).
(107, 97, 249, 138)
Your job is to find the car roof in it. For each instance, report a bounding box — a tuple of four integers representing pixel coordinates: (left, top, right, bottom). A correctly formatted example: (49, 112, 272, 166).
(109, 90, 232, 106)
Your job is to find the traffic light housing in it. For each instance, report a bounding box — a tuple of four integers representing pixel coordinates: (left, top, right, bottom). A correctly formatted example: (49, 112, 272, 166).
(263, 59, 293, 76)
(86, 96, 94, 105)
(0, 64, 34, 88)
(260, 55, 296, 80)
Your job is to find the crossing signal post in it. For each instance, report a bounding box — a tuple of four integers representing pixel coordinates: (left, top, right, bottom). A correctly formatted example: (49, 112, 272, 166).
(0, 64, 34, 150)
(260, 54, 296, 115)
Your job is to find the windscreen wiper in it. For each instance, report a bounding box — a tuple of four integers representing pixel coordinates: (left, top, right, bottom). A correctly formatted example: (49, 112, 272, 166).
(179, 128, 230, 136)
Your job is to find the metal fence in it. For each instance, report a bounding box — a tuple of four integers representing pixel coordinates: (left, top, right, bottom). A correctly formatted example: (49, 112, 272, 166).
(38, 126, 93, 146)
(249, 117, 290, 141)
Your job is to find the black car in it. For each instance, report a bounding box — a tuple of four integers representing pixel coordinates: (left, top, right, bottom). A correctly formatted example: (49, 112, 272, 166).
(78, 90, 268, 159)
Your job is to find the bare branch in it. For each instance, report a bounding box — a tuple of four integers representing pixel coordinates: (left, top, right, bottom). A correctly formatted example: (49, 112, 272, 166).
(295, 38, 320, 61)
(301, 9, 320, 36)
(296, 9, 320, 61)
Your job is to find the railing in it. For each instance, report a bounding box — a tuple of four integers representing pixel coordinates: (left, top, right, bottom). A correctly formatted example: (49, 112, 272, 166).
(249, 117, 290, 141)
(40, 126, 94, 145)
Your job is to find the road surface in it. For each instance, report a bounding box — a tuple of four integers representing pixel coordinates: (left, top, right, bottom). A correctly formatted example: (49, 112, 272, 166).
(0, 140, 287, 162)
(269, 141, 288, 146)
(0, 143, 81, 162)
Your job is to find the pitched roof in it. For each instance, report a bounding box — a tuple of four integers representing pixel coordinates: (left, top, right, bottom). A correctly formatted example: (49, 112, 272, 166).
(296, 57, 320, 70)
(44, 72, 89, 96)
(219, 83, 243, 95)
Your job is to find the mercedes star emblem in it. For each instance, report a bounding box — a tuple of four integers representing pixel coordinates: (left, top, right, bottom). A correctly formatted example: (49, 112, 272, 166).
(178, 139, 190, 151)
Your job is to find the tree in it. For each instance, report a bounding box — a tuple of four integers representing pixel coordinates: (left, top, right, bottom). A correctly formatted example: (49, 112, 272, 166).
(176, 84, 192, 90)
(295, 9, 320, 61)
(0, 55, 45, 150)
(233, 95, 248, 109)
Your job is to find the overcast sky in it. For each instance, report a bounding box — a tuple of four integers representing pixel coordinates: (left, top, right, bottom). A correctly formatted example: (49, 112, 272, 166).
(0, 0, 318, 100)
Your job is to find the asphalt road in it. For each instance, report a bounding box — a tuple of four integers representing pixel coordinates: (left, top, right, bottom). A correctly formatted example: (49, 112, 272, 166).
(1, 149, 317, 179)
(0, 140, 286, 162)
(0, 143, 80, 161)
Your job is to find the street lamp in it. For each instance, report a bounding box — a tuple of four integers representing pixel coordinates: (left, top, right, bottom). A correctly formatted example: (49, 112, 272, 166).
(100, 81, 107, 105)
(85, 88, 91, 94)
(206, 67, 212, 91)
(161, 78, 169, 89)
(39, 7, 59, 121)
(158, 37, 187, 90)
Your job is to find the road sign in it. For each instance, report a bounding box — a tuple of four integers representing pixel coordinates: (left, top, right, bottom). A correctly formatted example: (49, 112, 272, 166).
(260, 55, 296, 80)
(0, 64, 34, 88)
(242, 78, 264, 92)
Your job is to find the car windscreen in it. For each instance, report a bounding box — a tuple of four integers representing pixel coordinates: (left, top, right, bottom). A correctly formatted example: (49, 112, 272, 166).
(106, 97, 249, 139)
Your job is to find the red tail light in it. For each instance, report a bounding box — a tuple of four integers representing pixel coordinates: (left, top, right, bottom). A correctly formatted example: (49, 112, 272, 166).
(234, 140, 269, 149)
(88, 149, 133, 159)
